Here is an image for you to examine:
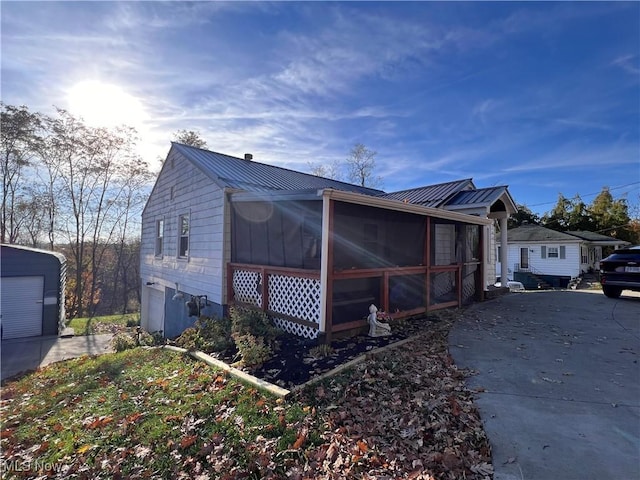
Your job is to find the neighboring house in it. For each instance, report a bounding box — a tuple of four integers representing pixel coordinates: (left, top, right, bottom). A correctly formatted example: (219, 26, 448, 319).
(1, 244, 66, 340)
(140, 143, 516, 341)
(496, 224, 629, 289)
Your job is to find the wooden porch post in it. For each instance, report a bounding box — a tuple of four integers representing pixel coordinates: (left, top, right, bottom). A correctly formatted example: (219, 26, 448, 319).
(425, 216, 431, 310)
(320, 196, 335, 344)
(477, 224, 485, 301)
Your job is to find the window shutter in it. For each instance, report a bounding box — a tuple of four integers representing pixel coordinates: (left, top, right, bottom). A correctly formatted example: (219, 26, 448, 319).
(541, 246, 547, 259)
(560, 246, 566, 259)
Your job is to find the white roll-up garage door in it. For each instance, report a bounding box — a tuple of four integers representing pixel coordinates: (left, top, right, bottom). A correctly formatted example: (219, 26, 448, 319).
(147, 287, 165, 334)
(1, 276, 44, 339)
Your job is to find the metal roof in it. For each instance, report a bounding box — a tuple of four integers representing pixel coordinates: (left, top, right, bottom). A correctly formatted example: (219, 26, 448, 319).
(172, 143, 384, 196)
(1, 243, 66, 264)
(446, 186, 509, 208)
(380, 179, 474, 208)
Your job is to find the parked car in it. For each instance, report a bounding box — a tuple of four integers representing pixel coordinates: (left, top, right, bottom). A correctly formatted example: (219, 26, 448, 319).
(599, 246, 640, 298)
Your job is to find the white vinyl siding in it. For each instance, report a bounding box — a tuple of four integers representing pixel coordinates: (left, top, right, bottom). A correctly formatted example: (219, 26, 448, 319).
(140, 148, 228, 330)
(500, 242, 582, 278)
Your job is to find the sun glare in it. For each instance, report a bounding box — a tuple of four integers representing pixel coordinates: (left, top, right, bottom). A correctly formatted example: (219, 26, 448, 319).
(67, 80, 148, 129)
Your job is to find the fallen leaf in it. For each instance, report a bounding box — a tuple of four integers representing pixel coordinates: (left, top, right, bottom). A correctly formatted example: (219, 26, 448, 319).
(77, 444, 92, 454)
(180, 435, 198, 449)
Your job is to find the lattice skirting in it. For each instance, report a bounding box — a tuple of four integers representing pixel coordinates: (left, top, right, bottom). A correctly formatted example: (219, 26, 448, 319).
(431, 271, 455, 303)
(272, 316, 318, 339)
(232, 270, 262, 307)
(232, 269, 320, 339)
(462, 265, 477, 304)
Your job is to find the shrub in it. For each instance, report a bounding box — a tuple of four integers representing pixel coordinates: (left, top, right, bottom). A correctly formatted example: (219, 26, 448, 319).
(138, 330, 164, 347)
(175, 327, 205, 351)
(174, 316, 233, 353)
(232, 333, 272, 368)
(112, 332, 137, 352)
(126, 317, 141, 328)
(309, 343, 334, 359)
(229, 307, 281, 368)
(196, 316, 233, 352)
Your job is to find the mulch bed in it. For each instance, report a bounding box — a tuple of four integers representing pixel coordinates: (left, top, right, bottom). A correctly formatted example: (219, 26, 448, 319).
(209, 314, 443, 390)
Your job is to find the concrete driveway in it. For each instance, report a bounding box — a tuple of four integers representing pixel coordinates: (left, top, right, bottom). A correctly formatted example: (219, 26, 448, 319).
(450, 290, 640, 480)
(1, 334, 114, 382)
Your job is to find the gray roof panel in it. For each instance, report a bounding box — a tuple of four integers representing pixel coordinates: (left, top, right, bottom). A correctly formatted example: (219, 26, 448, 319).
(173, 143, 384, 196)
(381, 179, 474, 208)
(566, 231, 630, 244)
(507, 224, 582, 242)
(446, 186, 509, 207)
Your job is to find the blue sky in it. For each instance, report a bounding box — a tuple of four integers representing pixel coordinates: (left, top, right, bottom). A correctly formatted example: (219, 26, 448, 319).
(2, 1, 639, 216)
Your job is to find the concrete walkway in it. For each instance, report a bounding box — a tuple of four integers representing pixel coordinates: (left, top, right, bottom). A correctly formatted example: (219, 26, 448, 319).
(450, 290, 640, 480)
(1, 334, 114, 382)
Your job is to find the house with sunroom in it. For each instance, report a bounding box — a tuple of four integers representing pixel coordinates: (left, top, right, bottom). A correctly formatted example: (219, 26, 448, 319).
(140, 143, 517, 341)
(496, 223, 629, 289)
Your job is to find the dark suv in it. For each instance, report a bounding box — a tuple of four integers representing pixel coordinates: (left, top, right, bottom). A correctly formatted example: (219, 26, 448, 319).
(599, 246, 640, 298)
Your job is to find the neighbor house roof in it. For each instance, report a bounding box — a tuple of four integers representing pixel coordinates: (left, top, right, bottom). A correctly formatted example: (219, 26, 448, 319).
(380, 179, 474, 208)
(171, 143, 384, 196)
(504, 224, 630, 245)
(566, 231, 630, 245)
(506, 224, 583, 243)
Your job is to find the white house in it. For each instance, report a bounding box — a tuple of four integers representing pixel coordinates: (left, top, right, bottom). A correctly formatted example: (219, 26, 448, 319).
(140, 143, 516, 340)
(496, 224, 629, 289)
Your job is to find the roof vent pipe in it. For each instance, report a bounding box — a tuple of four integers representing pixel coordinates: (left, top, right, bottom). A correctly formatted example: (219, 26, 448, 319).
(244, 153, 253, 161)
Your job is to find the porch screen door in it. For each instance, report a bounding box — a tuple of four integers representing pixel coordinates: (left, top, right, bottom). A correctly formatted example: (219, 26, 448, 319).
(520, 248, 529, 269)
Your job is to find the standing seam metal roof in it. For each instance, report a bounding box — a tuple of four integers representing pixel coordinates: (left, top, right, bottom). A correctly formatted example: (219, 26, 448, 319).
(379, 179, 474, 208)
(173, 143, 384, 196)
(446, 186, 510, 207)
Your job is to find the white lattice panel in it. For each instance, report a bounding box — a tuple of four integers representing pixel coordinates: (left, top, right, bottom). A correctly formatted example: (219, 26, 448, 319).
(268, 275, 320, 339)
(431, 271, 453, 298)
(232, 270, 262, 307)
(462, 265, 477, 303)
(272, 316, 318, 339)
(268, 275, 321, 323)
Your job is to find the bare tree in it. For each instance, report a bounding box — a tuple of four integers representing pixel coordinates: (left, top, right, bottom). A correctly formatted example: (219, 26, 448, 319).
(42, 109, 151, 317)
(173, 129, 207, 149)
(346, 143, 382, 188)
(1, 103, 43, 243)
(308, 160, 342, 180)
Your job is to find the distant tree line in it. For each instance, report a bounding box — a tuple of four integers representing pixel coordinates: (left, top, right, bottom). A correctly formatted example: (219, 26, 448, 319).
(509, 189, 639, 244)
(1, 103, 152, 318)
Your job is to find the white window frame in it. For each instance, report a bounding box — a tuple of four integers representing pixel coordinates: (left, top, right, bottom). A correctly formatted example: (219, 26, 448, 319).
(548, 246, 559, 258)
(155, 218, 164, 257)
(178, 214, 190, 258)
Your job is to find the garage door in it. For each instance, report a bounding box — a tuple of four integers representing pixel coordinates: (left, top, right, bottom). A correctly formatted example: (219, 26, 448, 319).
(147, 288, 165, 334)
(1, 276, 44, 339)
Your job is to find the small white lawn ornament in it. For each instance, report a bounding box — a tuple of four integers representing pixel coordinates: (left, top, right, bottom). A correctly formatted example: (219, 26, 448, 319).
(367, 304, 391, 337)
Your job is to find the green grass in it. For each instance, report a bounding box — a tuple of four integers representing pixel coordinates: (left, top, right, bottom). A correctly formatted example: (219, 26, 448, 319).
(66, 313, 139, 335)
(0, 348, 314, 478)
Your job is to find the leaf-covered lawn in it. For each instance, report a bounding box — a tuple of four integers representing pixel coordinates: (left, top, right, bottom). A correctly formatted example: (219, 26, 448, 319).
(66, 313, 139, 335)
(1, 314, 492, 479)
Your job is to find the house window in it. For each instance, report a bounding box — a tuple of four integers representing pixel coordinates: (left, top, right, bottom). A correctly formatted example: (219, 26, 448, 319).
(548, 247, 559, 258)
(155, 219, 164, 256)
(581, 247, 588, 264)
(178, 214, 189, 258)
